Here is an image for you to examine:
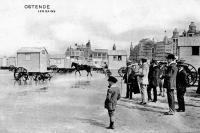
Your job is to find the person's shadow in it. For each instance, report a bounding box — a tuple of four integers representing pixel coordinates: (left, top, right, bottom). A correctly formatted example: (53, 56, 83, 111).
(75, 117, 107, 128)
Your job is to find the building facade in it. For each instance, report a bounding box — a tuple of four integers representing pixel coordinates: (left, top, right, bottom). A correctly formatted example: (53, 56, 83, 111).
(131, 31, 178, 61)
(66, 48, 84, 60)
(8, 56, 16, 66)
(153, 36, 176, 61)
(92, 49, 108, 67)
(130, 38, 155, 62)
(178, 22, 200, 69)
(49, 54, 71, 68)
(0, 56, 8, 67)
(65, 40, 92, 61)
(108, 50, 127, 70)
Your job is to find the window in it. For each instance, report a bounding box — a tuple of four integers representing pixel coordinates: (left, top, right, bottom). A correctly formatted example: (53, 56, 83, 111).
(192, 46, 199, 55)
(113, 56, 117, 61)
(152, 48, 154, 53)
(98, 53, 101, 57)
(188, 34, 193, 37)
(173, 39, 178, 44)
(118, 56, 122, 61)
(94, 53, 97, 57)
(25, 54, 31, 60)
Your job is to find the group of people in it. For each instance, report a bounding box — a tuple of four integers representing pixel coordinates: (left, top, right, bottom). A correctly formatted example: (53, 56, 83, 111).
(104, 53, 189, 129)
(124, 54, 188, 114)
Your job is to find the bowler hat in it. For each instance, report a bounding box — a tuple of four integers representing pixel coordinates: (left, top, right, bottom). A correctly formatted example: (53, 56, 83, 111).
(177, 60, 187, 67)
(141, 58, 147, 63)
(108, 76, 118, 83)
(151, 59, 157, 64)
(166, 54, 176, 59)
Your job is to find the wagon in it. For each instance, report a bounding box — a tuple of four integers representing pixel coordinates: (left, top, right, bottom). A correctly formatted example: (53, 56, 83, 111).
(14, 47, 52, 83)
(47, 65, 75, 73)
(48, 55, 75, 74)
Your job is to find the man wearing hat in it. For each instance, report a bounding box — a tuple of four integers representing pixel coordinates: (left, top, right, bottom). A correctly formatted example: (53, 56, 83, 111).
(147, 60, 161, 102)
(196, 67, 200, 94)
(137, 58, 149, 104)
(163, 54, 178, 115)
(176, 61, 188, 112)
(123, 60, 132, 99)
(104, 76, 121, 129)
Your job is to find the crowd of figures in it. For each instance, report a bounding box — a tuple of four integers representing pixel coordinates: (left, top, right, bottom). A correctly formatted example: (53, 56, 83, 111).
(104, 54, 192, 130)
(123, 54, 190, 115)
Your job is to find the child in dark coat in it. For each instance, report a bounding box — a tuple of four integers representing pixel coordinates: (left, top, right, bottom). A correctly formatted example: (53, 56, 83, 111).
(104, 76, 121, 129)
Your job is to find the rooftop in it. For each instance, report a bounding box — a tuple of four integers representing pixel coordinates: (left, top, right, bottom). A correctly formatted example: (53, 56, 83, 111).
(49, 54, 66, 59)
(17, 47, 48, 53)
(93, 49, 108, 53)
(108, 50, 127, 56)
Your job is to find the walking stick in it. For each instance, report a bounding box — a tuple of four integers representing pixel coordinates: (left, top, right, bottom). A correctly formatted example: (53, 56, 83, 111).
(120, 78, 123, 95)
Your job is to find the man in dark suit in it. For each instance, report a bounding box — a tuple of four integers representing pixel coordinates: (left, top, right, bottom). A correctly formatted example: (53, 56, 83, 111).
(104, 76, 121, 129)
(123, 66, 133, 99)
(163, 54, 178, 115)
(147, 60, 161, 102)
(176, 61, 188, 112)
(196, 67, 200, 94)
(123, 61, 132, 98)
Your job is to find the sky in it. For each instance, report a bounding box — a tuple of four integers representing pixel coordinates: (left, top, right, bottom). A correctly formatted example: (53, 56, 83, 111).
(1, 0, 200, 56)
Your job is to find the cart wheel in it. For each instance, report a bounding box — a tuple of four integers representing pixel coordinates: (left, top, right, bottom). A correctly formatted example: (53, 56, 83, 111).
(45, 73, 51, 80)
(184, 63, 198, 86)
(14, 67, 27, 80)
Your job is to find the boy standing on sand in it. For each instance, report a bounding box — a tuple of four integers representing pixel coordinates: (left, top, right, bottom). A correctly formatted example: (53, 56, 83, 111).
(104, 76, 121, 129)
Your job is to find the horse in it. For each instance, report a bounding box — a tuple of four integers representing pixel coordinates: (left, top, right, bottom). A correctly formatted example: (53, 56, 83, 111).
(71, 62, 92, 76)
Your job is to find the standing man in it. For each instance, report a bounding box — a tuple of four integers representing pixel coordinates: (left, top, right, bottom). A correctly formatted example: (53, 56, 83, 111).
(137, 58, 149, 105)
(127, 67, 134, 99)
(104, 76, 121, 129)
(196, 67, 200, 94)
(147, 60, 161, 102)
(163, 54, 178, 115)
(123, 60, 132, 98)
(176, 61, 188, 112)
(147, 60, 154, 101)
